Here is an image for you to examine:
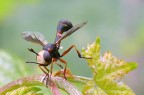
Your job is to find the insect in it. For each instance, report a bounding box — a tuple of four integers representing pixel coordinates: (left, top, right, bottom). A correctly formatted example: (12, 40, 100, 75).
(22, 20, 91, 79)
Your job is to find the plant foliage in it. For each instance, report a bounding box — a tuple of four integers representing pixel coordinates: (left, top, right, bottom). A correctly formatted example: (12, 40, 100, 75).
(82, 37, 137, 95)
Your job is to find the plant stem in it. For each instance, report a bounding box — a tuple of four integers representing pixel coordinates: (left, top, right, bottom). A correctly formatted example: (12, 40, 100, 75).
(0, 74, 91, 95)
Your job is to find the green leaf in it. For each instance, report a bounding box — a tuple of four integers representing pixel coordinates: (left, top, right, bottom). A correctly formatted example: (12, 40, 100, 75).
(5, 86, 42, 95)
(82, 38, 137, 95)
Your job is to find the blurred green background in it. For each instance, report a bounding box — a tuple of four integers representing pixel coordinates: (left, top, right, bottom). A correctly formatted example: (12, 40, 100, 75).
(0, 0, 143, 94)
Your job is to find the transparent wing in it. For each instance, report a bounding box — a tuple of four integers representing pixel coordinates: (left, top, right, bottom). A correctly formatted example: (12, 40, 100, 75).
(21, 32, 48, 46)
(55, 21, 87, 44)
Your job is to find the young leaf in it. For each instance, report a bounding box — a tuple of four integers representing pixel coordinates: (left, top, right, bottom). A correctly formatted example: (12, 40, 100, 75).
(82, 37, 137, 95)
(5, 86, 42, 95)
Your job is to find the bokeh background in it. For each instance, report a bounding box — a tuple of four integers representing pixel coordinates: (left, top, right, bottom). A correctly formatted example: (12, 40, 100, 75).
(0, 0, 143, 94)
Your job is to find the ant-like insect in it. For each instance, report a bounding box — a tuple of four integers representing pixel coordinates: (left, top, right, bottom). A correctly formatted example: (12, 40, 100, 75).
(22, 20, 91, 79)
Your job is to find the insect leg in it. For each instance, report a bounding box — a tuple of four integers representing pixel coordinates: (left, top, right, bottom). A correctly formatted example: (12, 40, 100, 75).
(55, 62, 63, 69)
(58, 58, 67, 79)
(44, 66, 50, 74)
(50, 62, 53, 75)
(60, 45, 91, 59)
(26, 61, 48, 73)
(39, 65, 49, 74)
(26, 61, 39, 64)
(28, 48, 38, 55)
(38, 63, 50, 74)
(53, 58, 63, 69)
(39, 65, 50, 86)
(26, 62, 50, 74)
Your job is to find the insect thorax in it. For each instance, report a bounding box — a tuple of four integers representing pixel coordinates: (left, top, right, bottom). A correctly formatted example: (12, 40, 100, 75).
(43, 43, 60, 59)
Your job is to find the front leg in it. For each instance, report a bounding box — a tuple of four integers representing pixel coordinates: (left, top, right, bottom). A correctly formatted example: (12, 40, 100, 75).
(28, 48, 39, 55)
(26, 62, 49, 74)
